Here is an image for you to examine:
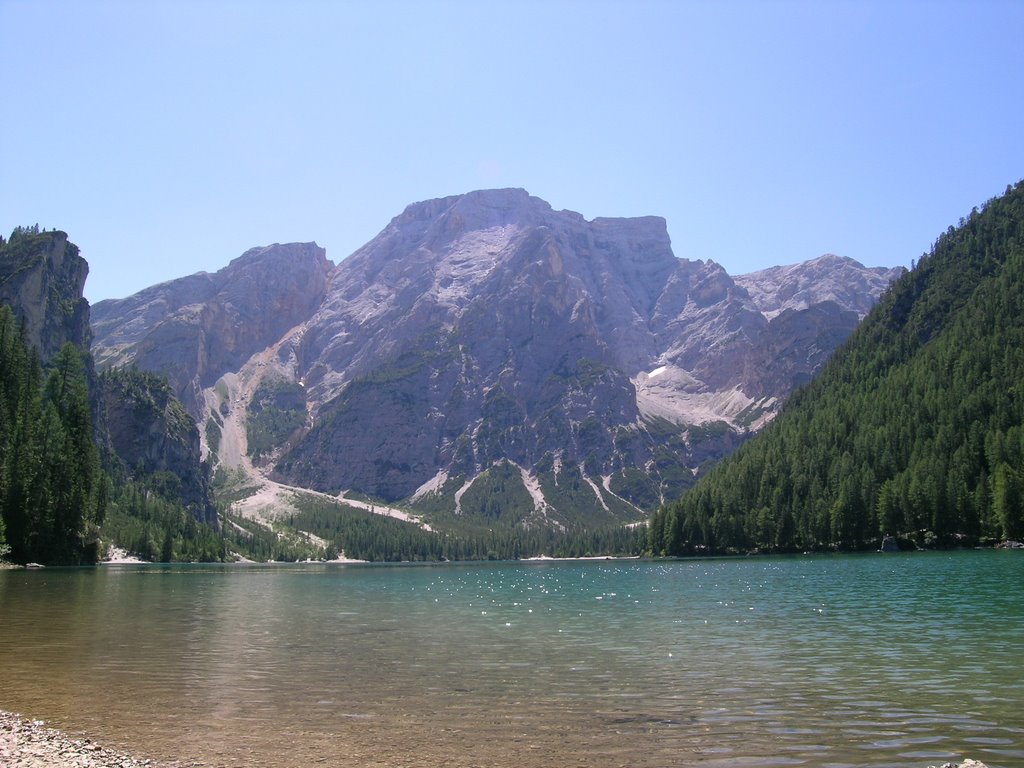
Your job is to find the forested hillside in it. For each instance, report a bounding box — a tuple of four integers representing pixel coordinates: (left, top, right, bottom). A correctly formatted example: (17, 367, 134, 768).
(650, 181, 1024, 555)
(0, 306, 103, 564)
(1, 228, 227, 565)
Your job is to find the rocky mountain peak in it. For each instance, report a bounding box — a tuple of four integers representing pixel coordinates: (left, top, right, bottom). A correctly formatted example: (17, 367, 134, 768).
(735, 254, 905, 320)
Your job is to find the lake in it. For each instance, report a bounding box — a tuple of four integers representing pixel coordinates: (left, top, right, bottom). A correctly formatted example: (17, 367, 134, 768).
(1, 551, 1022, 767)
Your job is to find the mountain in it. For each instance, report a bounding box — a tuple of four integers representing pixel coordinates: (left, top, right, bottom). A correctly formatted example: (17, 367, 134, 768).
(650, 181, 1024, 555)
(90, 189, 900, 529)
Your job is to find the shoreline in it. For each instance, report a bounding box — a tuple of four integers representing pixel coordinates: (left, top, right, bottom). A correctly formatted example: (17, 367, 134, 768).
(0, 710, 233, 768)
(0, 709, 992, 768)
(0, 710, 181, 767)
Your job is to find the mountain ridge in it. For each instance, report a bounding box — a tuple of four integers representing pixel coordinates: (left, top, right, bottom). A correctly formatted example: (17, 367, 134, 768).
(89, 189, 902, 527)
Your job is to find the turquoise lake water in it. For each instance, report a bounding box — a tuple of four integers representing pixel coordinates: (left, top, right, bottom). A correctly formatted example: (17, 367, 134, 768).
(1, 551, 1022, 767)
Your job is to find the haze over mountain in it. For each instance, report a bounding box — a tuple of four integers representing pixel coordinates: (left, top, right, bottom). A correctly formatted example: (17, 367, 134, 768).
(91, 189, 901, 528)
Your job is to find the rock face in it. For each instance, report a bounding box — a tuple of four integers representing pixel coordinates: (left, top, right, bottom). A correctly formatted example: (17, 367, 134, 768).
(91, 242, 333, 416)
(90, 189, 902, 525)
(101, 368, 217, 525)
(735, 254, 904, 320)
(0, 229, 91, 363)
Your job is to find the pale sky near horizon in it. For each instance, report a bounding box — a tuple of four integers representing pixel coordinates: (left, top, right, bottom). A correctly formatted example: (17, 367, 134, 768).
(2, 0, 1022, 304)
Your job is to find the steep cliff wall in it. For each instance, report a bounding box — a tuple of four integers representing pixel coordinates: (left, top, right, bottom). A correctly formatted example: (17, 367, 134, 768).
(0, 228, 91, 363)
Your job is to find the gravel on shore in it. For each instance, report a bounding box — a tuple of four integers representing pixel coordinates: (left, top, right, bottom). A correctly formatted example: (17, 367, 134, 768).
(1, 708, 996, 768)
(0, 710, 195, 768)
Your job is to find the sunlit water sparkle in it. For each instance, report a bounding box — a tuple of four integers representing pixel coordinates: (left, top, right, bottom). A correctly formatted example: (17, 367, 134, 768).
(1, 552, 1022, 767)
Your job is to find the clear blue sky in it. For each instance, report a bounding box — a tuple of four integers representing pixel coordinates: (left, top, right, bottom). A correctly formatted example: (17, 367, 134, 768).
(2, 0, 1022, 303)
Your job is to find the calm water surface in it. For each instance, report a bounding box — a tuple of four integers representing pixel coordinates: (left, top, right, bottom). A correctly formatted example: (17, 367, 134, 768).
(1, 551, 1022, 767)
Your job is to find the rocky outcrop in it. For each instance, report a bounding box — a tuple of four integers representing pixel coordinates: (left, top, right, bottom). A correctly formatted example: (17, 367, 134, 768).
(91, 190, 901, 524)
(0, 229, 91, 363)
(91, 242, 333, 416)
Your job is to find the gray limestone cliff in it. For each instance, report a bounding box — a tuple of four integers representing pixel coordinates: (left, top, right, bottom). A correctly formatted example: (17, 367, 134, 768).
(101, 367, 217, 525)
(91, 242, 334, 417)
(0, 228, 91, 362)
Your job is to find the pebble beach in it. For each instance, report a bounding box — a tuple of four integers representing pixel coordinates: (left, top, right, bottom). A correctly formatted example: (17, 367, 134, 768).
(0, 711, 186, 768)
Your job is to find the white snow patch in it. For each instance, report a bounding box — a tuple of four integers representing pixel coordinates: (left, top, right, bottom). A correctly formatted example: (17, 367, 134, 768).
(647, 365, 667, 378)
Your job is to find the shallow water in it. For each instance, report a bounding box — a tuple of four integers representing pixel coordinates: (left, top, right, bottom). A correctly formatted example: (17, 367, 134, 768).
(1, 552, 1022, 767)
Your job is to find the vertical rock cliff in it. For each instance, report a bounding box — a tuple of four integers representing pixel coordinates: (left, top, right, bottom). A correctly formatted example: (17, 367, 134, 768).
(0, 228, 91, 363)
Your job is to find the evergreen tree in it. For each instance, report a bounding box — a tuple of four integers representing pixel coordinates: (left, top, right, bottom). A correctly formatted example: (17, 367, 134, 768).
(0, 310, 104, 564)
